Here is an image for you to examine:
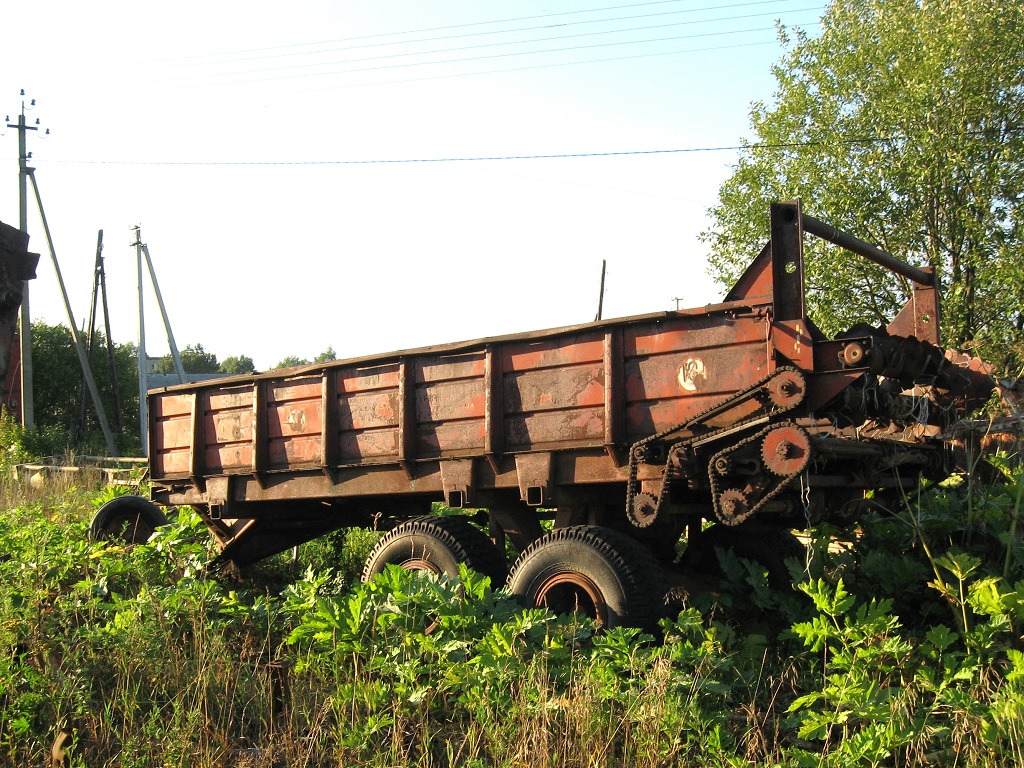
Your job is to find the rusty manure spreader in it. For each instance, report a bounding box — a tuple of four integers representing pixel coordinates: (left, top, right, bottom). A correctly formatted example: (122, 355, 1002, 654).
(94, 202, 993, 630)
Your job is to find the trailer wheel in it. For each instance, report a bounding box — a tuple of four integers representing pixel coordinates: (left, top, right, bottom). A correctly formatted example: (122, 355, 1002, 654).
(685, 524, 805, 589)
(361, 516, 508, 587)
(507, 526, 662, 631)
(89, 495, 168, 544)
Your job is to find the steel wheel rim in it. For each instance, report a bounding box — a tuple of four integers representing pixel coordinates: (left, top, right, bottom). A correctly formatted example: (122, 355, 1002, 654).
(534, 571, 609, 626)
(402, 557, 444, 575)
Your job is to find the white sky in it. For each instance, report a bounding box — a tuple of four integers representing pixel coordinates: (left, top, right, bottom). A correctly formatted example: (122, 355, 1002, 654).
(1, 0, 822, 371)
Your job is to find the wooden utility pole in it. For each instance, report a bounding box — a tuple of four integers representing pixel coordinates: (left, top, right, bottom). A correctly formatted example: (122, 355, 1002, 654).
(595, 259, 607, 322)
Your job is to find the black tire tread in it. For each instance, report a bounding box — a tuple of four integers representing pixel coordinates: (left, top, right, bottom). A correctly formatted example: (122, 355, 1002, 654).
(508, 525, 663, 631)
(88, 496, 168, 544)
(361, 515, 507, 586)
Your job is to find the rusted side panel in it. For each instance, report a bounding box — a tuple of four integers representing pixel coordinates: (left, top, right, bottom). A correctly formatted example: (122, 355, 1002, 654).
(151, 393, 194, 477)
(504, 335, 605, 372)
(622, 314, 772, 438)
(415, 353, 487, 457)
(203, 387, 254, 474)
(266, 377, 323, 469)
(336, 364, 401, 463)
(149, 303, 774, 482)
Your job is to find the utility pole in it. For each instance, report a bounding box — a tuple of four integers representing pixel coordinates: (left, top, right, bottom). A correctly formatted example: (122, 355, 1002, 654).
(27, 170, 118, 456)
(595, 259, 607, 322)
(6, 91, 40, 428)
(132, 225, 187, 456)
(133, 226, 148, 454)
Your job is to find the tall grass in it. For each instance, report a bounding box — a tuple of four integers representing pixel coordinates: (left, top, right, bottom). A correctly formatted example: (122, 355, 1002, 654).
(0, 465, 1020, 767)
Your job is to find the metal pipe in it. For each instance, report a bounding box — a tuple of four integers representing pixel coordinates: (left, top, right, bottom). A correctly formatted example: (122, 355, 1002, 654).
(802, 214, 934, 286)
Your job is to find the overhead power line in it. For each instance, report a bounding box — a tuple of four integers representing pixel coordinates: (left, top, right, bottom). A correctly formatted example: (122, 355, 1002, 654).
(147, 0, 804, 68)
(202, 19, 819, 87)
(44, 130, 1003, 168)
(178, 6, 823, 84)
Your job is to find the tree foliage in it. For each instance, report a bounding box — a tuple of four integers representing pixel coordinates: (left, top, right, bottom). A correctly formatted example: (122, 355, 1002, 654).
(703, 0, 1024, 372)
(275, 348, 336, 370)
(29, 320, 140, 454)
(153, 343, 220, 374)
(219, 354, 257, 375)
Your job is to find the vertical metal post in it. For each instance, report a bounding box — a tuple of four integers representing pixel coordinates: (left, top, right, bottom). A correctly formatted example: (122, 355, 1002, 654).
(134, 228, 148, 455)
(595, 259, 606, 321)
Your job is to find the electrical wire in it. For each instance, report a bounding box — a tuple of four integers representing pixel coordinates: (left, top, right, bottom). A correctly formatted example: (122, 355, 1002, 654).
(202, 20, 817, 86)
(174, 6, 823, 83)
(148, 0, 806, 67)
(41, 131, 951, 168)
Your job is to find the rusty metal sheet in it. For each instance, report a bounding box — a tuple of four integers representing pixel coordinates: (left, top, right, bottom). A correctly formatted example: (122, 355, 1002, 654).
(268, 377, 322, 403)
(268, 435, 322, 468)
(153, 412, 191, 450)
(417, 420, 486, 457)
(205, 409, 253, 445)
(266, 399, 322, 440)
(624, 343, 771, 403)
(505, 365, 605, 413)
(151, 393, 193, 418)
(337, 390, 399, 431)
(503, 334, 604, 372)
(153, 446, 191, 477)
(338, 429, 399, 462)
(624, 315, 767, 357)
(505, 406, 605, 450)
(206, 388, 253, 412)
(206, 443, 253, 473)
(337, 364, 401, 393)
(417, 352, 486, 383)
(416, 378, 485, 423)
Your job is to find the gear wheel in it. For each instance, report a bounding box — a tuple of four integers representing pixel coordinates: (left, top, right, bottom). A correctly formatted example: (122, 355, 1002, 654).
(767, 369, 807, 408)
(717, 489, 750, 524)
(760, 424, 812, 476)
(628, 492, 659, 529)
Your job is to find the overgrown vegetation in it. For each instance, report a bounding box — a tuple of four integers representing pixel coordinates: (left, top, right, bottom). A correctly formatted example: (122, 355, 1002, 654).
(0, 466, 1021, 766)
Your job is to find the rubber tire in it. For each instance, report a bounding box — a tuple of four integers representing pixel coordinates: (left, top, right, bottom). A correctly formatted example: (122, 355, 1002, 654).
(89, 496, 169, 544)
(686, 524, 805, 589)
(361, 515, 508, 587)
(507, 525, 662, 632)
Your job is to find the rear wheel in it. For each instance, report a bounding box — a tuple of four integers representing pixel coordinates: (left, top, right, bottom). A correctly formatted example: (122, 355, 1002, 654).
(89, 496, 168, 544)
(361, 515, 507, 587)
(507, 525, 662, 631)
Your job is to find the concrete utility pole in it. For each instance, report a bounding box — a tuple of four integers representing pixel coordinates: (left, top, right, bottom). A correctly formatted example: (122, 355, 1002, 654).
(132, 226, 185, 456)
(27, 170, 118, 456)
(5, 91, 39, 428)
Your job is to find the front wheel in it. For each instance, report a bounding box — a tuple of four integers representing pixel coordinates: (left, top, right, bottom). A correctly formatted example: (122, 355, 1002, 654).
(507, 526, 662, 631)
(89, 496, 168, 544)
(361, 515, 507, 587)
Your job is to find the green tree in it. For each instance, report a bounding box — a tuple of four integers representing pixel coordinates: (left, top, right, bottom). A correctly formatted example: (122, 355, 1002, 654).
(28, 320, 141, 455)
(314, 346, 337, 364)
(219, 354, 257, 375)
(274, 355, 309, 369)
(153, 343, 220, 374)
(274, 347, 337, 370)
(703, 0, 1024, 372)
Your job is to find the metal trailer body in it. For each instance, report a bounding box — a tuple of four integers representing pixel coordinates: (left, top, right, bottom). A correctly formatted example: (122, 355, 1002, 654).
(137, 202, 991, 622)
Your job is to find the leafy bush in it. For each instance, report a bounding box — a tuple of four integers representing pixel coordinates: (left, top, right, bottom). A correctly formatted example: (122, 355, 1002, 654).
(0, 463, 1020, 766)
